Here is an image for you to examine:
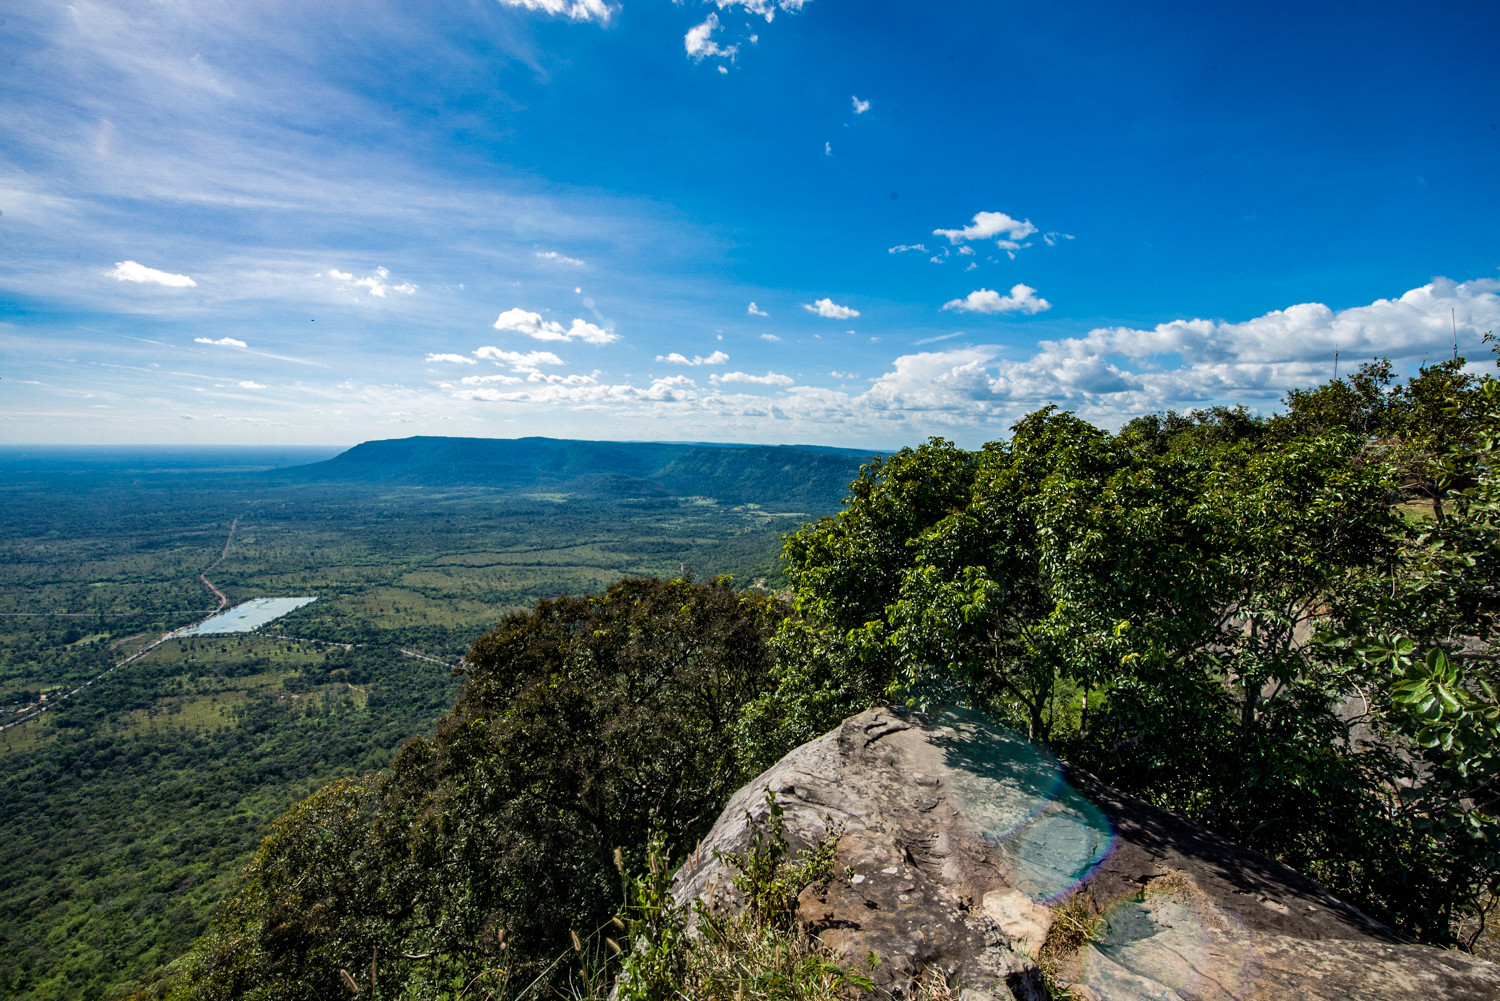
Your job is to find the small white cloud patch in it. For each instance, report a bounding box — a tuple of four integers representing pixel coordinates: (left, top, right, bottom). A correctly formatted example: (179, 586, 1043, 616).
(759, 333, 781, 342)
(747, 302, 768, 316)
(322, 266, 416, 298)
(112, 261, 196, 287)
(852, 95, 870, 114)
(426, 353, 478, 365)
(495, 0, 614, 24)
(933, 211, 1038, 245)
(656, 351, 730, 366)
(686, 13, 736, 62)
(238, 381, 265, 389)
(536, 250, 585, 266)
(804, 297, 859, 319)
(942, 284, 1051, 315)
(493, 307, 618, 344)
(712, 370, 794, 386)
(195, 336, 247, 348)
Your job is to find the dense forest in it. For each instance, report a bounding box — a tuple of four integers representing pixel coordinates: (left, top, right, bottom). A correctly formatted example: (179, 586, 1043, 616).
(0, 445, 865, 1001)
(130, 351, 1500, 1001)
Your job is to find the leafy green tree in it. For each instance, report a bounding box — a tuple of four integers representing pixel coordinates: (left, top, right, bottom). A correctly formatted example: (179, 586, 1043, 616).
(162, 576, 787, 1001)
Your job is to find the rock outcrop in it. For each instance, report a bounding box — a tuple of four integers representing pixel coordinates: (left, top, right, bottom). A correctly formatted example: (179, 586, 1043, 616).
(673, 706, 1500, 1000)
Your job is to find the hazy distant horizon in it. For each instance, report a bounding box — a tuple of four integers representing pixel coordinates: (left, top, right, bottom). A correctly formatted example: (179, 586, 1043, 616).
(4, 1, 1498, 449)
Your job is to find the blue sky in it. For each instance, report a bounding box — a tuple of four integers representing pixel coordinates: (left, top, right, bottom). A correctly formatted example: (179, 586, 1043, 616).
(2, 0, 1498, 447)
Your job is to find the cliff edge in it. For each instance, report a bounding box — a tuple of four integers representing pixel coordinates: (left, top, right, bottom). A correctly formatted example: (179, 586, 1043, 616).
(673, 706, 1500, 1000)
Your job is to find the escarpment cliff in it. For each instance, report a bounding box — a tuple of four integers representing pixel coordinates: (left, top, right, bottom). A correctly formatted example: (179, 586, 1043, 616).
(675, 706, 1500, 1001)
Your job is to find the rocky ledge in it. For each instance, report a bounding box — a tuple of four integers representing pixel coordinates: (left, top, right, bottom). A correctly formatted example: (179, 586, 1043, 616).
(672, 706, 1500, 1001)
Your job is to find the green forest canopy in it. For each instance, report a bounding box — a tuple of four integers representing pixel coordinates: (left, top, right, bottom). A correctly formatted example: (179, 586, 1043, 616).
(154, 354, 1500, 999)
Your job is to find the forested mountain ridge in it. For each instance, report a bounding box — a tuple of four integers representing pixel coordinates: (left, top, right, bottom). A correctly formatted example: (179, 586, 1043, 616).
(284, 436, 877, 508)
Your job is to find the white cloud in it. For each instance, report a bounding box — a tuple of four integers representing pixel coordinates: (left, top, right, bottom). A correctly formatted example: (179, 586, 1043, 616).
(942, 284, 1052, 315)
(473, 346, 566, 373)
(711, 0, 811, 23)
(934, 211, 1038, 245)
(495, 0, 614, 24)
(852, 95, 870, 114)
(111, 260, 195, 287)
(426, 353, 477, 365)
(957, 246, 974, 256)
(759, 333, 781, 342)
(712, 370, 794, 386)
(195, 336, 247, 347)
(322, 265, 416, 298)
(429, 279, 1500, 439)
(824, 141, 832, 156)
(686, 14, 736, 62)
(804, 297, 859, 319)
(657, 350, 730, 366)
(238, 380, 265, 389)
(1043, 232, 1075, 247)
(888, 244, 929, 254)
(493, 307, 618, 344)
(747, 301, 768, 316)
(536, 250, 585, 266)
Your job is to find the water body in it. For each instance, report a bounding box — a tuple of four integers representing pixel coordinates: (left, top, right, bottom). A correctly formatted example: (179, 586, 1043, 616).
(178, 597, 317, 636)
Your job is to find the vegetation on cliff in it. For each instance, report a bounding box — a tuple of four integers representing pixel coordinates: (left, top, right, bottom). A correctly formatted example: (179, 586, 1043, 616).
(153, 353, 1500, 998)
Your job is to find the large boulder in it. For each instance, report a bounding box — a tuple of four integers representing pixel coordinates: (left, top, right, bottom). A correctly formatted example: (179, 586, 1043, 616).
(673, 706, 1500, 1000)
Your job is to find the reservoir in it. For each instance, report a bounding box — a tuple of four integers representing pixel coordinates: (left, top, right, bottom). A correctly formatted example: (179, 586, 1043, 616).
(178, 596, 317, 636)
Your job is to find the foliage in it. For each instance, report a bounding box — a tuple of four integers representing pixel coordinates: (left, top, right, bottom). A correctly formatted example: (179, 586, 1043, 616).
(159, 576, 787, 1001)
(616, 791, 869, 1001)
(768, 353, 1500, 943)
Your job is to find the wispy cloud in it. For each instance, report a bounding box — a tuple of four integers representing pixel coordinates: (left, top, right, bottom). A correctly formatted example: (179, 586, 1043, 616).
(888, 244, 928, 255)
(803, 297, 859, 319)
(493, 307, 618, 344)
(759, 333, 781, 342)
(195, 336, 248, 347)
(657, 350, 729, 366)
(536, 250, 585, 266)
(426, 353, 477, 365)
(238, 380, 265, 389)
(942, 284, 1051, 315)
(111, 261, 196, 287)
(495, 0, 615, 24)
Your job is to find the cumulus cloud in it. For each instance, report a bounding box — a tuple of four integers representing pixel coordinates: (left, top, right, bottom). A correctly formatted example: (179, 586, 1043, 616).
(111, 261, 196, 287)
(195, 336, 247, 347)
(747, 301, 768, 316)
(536, 250, 585, 266)
(426, 353, 477, 365)
(933, 211, 1038, 245)
(435, 279, 1499, 439)
(238, 380, 265, 389)
(943, 284, 1052, 315)
(760, 333, 781, 342)
(686, 14, 736, 61)
(712, 370, 795, 386)
(495, 0, 614, 23)
(852, 95, 870, 114)
(657, 350, 730, 366)
(322, 266, 416, 298)
(493, 307, 618, 344)
(804, 297, 859, 319)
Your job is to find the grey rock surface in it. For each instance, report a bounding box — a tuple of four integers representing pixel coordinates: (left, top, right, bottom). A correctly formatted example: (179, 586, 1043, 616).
(672, 706, 1500, 1000)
